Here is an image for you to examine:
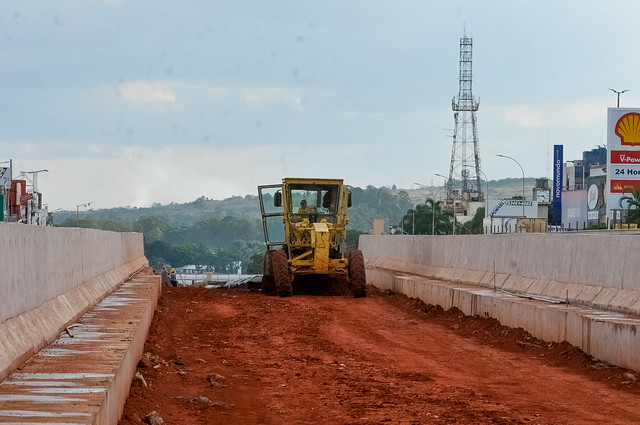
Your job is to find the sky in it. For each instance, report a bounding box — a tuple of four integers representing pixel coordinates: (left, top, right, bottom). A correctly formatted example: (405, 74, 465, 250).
(1, 1, 639, 210)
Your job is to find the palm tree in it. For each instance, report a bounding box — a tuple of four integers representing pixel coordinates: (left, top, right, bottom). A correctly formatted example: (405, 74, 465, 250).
(400, 198, 451, 235)
(425, 198, 449, 235)
(620, 186, 640, 225)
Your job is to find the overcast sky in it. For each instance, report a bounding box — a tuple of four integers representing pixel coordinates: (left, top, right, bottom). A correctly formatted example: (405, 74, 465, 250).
(1, 1, 638, 210)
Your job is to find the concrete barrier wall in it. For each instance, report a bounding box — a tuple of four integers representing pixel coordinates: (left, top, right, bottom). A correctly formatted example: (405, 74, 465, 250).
(0, 223, 145, 323)
(360, 233, 640, 293)
(0, 224, 147, 381)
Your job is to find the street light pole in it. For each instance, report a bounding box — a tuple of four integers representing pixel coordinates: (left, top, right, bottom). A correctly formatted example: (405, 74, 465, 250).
(496, 154, 525, 217)
(414, 182, 442, 235)
(435, 173, 454, 235)
(412, 209, 415, 235)
(76, 202, 93, 224)
(609, 88, 629, 108)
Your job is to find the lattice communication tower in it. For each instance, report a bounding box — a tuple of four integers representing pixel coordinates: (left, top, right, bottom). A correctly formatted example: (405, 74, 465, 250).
(446, 36, 483, 212)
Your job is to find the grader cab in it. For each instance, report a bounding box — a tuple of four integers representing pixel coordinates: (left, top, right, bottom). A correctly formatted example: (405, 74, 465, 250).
(258, 178, 366, 297)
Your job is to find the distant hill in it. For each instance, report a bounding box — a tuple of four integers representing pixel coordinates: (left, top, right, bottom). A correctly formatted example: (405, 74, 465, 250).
(54, 195, 262, 228)
(53, 178, 543, 233)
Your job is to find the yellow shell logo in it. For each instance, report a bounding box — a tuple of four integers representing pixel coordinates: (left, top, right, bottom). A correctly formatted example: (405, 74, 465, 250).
(615, 112, 640, 145)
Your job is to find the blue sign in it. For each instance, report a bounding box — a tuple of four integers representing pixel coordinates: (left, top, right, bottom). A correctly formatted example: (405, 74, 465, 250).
(552, 145, 563, 225)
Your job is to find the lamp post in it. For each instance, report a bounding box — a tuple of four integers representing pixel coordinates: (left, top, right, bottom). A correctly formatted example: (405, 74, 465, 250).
(496, 154, 525, 217)
(414, 182, 441, 235)
(477, 169, 490, 217)
(609, 88, 629, 108)
(76, 202, 93, 224)
(477, 169, 489, 204)
(434, 173, 455, 235)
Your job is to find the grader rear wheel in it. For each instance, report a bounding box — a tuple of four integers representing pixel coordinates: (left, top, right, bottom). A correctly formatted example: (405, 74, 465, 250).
(270, 250, 292, 297)
(348, 250, 367, 298)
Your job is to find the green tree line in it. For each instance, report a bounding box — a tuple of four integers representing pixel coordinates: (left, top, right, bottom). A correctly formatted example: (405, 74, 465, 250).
(58, 214, 266, 274)
(399, 199, 485, 235)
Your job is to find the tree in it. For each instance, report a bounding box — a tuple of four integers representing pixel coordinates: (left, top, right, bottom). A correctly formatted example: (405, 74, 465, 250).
(620, 187, 640, 225)
(144, 240, 174, 268)
(468, 207, 485, 234)
(399, 198, 451, 235)
(246, 253, 264, 274)
(346, 229, 366, 247)
(134, 216, 171, 243)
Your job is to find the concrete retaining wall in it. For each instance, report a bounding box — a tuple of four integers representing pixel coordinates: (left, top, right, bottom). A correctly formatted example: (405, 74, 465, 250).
(0, 224, 148, 381)
(360, 233, 640, 314)
(360, 233, 640, 371)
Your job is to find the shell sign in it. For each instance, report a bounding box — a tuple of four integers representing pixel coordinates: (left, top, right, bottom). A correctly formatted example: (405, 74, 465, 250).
(607, 108, 640, 220)
(615, 112, 640, 146)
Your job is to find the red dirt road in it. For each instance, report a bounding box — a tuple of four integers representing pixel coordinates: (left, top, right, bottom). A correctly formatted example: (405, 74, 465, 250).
(119, 287, 640, 424)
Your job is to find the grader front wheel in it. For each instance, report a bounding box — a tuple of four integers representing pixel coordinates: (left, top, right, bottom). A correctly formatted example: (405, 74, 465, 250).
(270, 250, 293, 297)
(348, 250, 367, 298)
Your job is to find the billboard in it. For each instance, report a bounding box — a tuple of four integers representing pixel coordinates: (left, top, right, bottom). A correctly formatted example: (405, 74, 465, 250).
(552, 145, 563, 225)
(487, 199, 538, 218)
(607, 109, 640, 219)
(561, 190, 588, 229)
(0, 166, 10, 188)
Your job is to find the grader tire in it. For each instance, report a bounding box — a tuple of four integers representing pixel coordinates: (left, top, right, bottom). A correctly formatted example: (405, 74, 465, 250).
(348, 250, 367, 298)
(261, 251, 276, 295)
(270, 250, 292, 297)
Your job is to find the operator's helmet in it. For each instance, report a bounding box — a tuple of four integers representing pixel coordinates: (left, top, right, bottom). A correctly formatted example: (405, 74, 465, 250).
(171, 268, 176, 273)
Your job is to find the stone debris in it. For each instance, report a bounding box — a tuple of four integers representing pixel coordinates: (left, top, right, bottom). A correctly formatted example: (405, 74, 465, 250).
(145, 411, 165, 425)
(190, 395, 212, 404)
(133, 371, 148, 388)
(207, 372, 227, 388)
(622, 371, 637, 385)
(139, 352, 168, 368)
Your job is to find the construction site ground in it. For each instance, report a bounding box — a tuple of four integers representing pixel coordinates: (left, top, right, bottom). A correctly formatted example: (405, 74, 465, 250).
(118, 286, 640, 425)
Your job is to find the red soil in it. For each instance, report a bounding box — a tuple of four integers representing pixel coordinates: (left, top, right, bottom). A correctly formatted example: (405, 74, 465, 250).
(119, 286, 640, 425)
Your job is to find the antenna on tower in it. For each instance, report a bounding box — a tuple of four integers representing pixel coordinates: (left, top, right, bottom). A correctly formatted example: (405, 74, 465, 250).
(447, 34, 482, 216)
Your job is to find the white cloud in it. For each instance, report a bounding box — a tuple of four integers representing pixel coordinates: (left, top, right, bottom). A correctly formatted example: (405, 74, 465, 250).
(116, 82, 176, 103)
(245, 87, 281, 102)
(245, 87, 306, 110)
(286, 96, 305, 111)
(26, 141, 422, 210)
(487, 99, 609, 129)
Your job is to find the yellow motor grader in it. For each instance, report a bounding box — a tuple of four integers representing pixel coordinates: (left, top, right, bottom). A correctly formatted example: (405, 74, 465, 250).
(258, 178, 366, 297)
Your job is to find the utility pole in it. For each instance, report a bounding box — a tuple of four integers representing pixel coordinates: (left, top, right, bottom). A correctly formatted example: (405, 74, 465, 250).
(435, 173, 455, 235)
(76, 201, 93, 224)
(496, 154, 525, 217)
